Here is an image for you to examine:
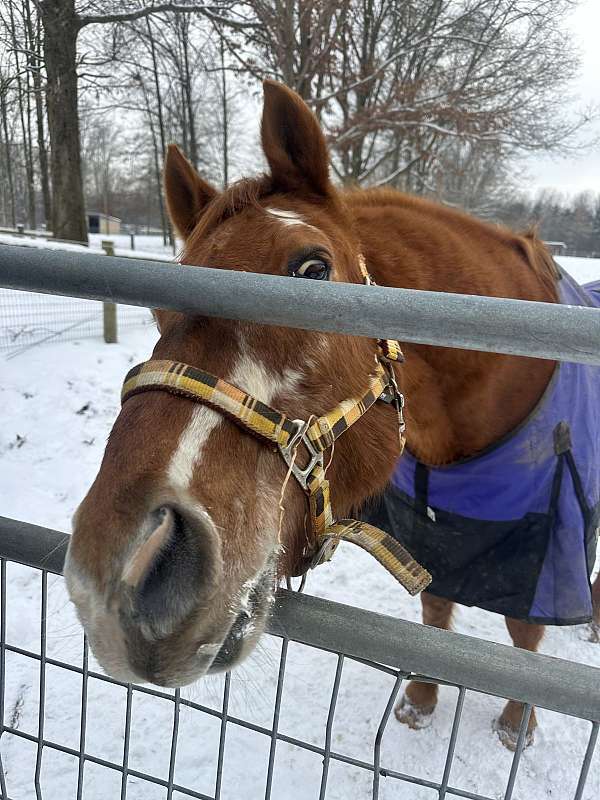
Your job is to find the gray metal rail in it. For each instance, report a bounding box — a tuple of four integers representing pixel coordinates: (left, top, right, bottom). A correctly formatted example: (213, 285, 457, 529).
(1, 515, 598, 724)
(1, 244, 600, 365)
(2, 244, 600, 799)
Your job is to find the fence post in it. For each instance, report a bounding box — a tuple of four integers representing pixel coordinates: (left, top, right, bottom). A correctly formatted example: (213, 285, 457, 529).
(101, 240, 118, 343)
(130, 232, 135, 251)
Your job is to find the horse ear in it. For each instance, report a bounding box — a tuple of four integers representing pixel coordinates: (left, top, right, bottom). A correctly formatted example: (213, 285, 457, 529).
(164, 144, 217, 239)
(261, 80, 331, 196)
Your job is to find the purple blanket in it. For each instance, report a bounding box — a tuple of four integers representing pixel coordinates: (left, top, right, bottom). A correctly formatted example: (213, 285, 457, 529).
(364, 268, 600, 623)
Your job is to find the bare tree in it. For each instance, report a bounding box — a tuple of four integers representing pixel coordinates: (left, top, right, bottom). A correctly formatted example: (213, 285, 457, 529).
(36, 0, 235, 243)
(98, 7, 244, 216)
(322, 0, 595, 190)
(0, 66, 16, 227)
(220, 0, 595, 196)
(133, 63, 171, 242)
(489, 188, 600, 255)
(219, 0, 348, 103)
(5, 1, 36, 227)
(23, 0, 52, 226)
(218, 33, 229, 185)
(38, 0, 87, 240)
(80, 109, 123, 217)
(0, 0, 592, 242)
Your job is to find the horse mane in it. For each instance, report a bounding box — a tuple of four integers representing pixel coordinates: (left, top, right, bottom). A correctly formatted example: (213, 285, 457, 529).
(188, 175, 272, 246)
(514, 227, 561, 296)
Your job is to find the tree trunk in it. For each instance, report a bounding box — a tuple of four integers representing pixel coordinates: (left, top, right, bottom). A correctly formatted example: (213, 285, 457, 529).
(220, 35, 229, 187)
(25, 1, 52, 227)
(24, 19, 37, 228)
(139, 73, 168, 249)
(0, 82, 16, 227)
(181, 18, 198, 168)
(9, 2, 36, 229)
(146, 16, 171, 245)
(40, 0, 87, 243)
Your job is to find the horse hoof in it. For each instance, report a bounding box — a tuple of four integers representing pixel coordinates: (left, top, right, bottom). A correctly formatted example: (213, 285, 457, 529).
(394, 695, 435, 729)
(493, 717, 535, 751)
(587, 621, 600, 643)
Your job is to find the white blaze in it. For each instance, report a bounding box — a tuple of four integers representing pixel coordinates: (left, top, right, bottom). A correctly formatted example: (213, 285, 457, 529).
(167, 354, 302, 493)
(168, 406, 221, 491)
(266, 207, 319, 233)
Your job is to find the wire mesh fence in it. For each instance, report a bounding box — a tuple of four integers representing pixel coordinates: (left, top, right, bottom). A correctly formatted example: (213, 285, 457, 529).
(0, 288, 154, 358)
(0, 518, 598, 800)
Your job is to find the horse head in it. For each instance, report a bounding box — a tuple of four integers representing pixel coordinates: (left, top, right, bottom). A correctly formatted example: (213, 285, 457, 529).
(65, 82, 404, 687)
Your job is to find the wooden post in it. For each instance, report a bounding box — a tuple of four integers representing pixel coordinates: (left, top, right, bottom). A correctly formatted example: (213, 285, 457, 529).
(101, 239, 117, 343)
(130, 232, 135, 250)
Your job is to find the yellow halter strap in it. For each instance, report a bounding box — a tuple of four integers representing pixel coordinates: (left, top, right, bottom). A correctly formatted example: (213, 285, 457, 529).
(120, 263, 431, 596)
(121, 354, 429, 595)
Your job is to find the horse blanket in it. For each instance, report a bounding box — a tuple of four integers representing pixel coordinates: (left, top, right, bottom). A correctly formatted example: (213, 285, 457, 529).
(364, 267, 600, 624)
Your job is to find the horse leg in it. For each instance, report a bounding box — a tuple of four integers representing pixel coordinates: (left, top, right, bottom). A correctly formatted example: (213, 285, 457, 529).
(395, 593, 454, 729)
(494, 617, 544, 750)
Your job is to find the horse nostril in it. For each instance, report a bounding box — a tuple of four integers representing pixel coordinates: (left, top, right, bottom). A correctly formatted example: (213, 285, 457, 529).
(138, 505, 186, 587)
(121, 504, 217, 639)
(122, 505, 178, 590)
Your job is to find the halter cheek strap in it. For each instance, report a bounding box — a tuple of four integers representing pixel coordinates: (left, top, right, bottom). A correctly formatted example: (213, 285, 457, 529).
(121, 353, 431, 596)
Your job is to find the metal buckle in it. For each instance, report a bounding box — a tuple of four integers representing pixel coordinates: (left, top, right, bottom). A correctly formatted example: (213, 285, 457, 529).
(278, 419, 324, 491)
(310, 535, 339, 569)
(380, 363, 406, 435)
(395, 390, 406, 435)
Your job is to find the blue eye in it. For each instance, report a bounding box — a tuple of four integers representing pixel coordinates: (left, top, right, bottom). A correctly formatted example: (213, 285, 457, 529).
(292, 259, 330, 280)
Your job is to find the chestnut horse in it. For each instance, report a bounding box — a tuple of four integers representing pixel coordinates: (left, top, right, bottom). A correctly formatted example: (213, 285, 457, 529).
(65, 81, 600, 749)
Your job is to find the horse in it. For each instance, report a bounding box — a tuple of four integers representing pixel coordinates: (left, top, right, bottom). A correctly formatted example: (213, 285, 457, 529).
(64, 80, 600, 750)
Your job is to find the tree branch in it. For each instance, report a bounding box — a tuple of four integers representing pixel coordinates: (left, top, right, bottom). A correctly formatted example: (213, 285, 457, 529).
(79, 3, 235, 28)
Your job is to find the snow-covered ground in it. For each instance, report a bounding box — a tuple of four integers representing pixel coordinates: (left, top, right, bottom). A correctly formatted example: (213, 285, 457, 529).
(0, 231, 177, 260)
(88, 232, 176, 258)
(561, 255, 600, 285)
(0, 255, 599, 799)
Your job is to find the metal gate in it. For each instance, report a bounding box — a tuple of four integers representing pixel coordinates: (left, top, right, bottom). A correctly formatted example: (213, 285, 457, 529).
(1, 518, 598, 800)
(1, 245, 600, 799)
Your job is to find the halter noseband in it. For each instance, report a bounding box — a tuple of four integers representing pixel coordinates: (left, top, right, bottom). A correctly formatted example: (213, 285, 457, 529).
(120, 262, 431, 596)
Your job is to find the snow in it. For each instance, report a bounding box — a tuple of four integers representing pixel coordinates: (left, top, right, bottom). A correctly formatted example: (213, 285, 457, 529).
(558, 255, 600, 285)
(0, 255, 599, 798)
(0, 231, 176, 261)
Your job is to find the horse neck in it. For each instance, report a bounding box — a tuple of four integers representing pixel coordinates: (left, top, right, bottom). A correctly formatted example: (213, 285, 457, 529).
(347, 189, 558, 465)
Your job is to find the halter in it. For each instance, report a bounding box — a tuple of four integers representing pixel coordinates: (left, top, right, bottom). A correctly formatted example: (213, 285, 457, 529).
(120, 260, 431, 596)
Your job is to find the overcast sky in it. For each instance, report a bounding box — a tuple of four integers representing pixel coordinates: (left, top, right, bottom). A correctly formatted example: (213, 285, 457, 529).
(524, 0, 600, 196)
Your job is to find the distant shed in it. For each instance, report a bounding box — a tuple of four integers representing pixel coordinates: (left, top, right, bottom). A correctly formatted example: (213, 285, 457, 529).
(87, 212, 121, 235)
(544, 241, 567, 256)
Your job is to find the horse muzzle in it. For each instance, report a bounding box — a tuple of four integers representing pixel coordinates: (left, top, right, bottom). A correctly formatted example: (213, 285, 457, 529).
(66, 503, 275, 687)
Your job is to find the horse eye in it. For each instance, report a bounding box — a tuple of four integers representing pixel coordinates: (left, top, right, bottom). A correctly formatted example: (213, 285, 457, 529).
(292, 259, 330, 280)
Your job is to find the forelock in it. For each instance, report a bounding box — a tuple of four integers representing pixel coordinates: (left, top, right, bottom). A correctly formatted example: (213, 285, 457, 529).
(189, 175, 272, 245)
